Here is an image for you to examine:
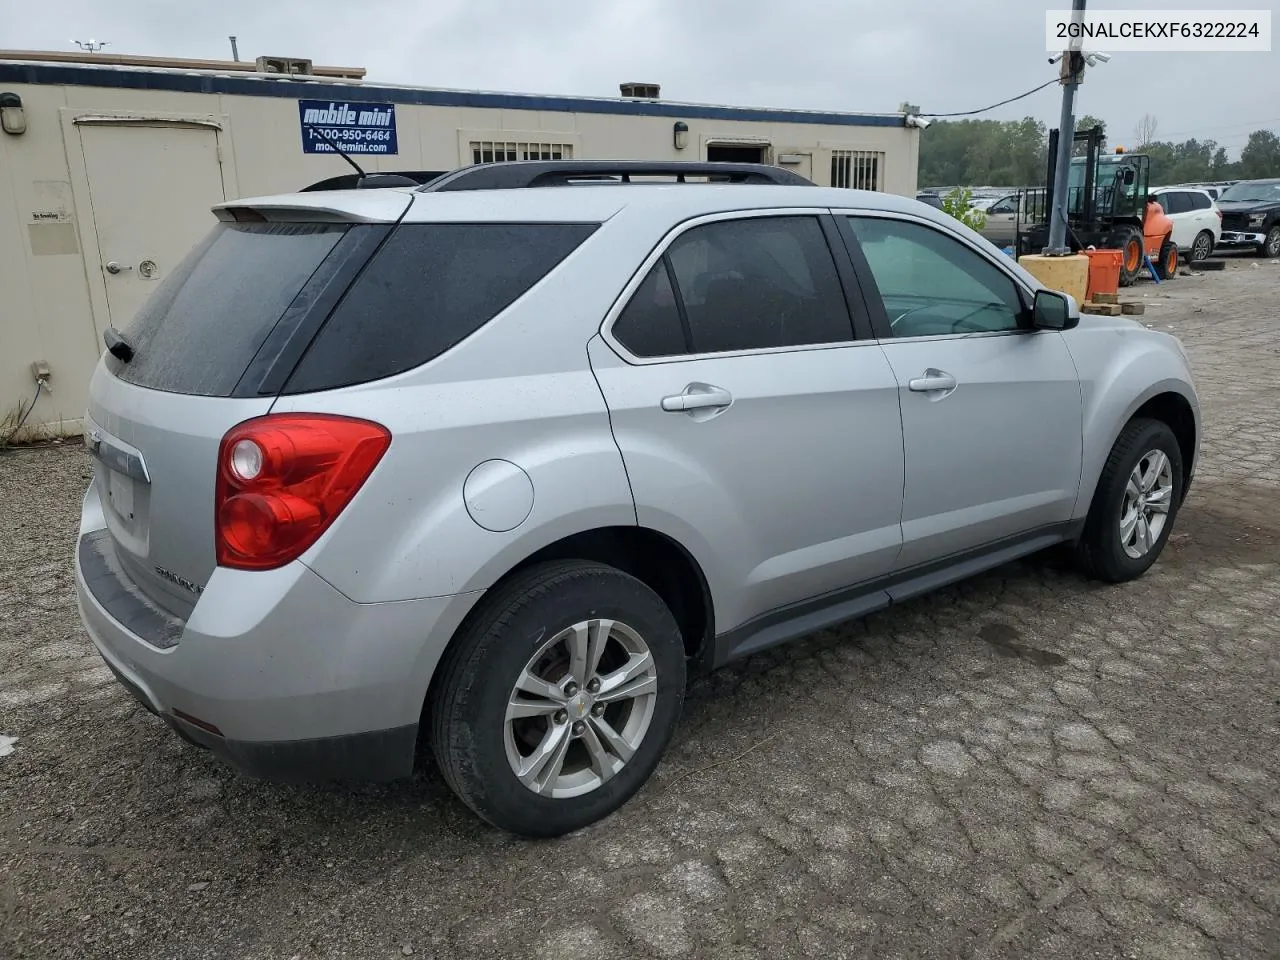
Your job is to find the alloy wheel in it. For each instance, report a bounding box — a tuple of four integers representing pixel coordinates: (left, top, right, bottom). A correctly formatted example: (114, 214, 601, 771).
(504, 618, 658, 798)
(1119, 449, 1174, 559)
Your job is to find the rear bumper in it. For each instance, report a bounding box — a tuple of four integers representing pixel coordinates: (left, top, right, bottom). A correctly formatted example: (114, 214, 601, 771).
(75, 504, 482, 783)
(95, 650, 419, 782)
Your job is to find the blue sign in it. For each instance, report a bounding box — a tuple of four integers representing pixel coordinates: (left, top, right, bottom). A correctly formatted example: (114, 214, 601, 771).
(298, 99, 398, 155)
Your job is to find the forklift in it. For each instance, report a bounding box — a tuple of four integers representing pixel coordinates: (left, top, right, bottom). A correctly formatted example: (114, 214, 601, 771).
(1017, 126, 1177, 286)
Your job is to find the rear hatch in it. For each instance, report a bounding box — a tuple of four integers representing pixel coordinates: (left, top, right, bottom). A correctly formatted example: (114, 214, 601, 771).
(85, 191, 410, 618)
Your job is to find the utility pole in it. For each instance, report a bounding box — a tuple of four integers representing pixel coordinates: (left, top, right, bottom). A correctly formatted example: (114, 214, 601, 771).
(1045, 0, 1087, 255)
(228, 36, 240, 62)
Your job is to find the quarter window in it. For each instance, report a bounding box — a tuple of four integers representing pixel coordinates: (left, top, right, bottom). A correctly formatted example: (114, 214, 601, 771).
(611, 260, 688, 358)
(844, 216, 1026, 338)
(285, 222, 597, 392)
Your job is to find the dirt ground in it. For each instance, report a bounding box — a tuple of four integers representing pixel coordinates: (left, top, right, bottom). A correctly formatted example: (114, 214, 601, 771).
(2, 257, 1278, 960)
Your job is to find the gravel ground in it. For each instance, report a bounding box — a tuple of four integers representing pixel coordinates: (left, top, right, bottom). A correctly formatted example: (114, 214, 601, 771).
(2, 258, 1278, 960)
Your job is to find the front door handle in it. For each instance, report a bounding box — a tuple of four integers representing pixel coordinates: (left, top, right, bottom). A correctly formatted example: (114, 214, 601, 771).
(908, 369, 958, 393)
(105, 261, 132, 275)
(661, 383, 733, 412)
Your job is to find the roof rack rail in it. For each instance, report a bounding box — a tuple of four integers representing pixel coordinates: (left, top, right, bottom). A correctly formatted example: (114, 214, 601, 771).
(301, 170, 449, 192)
(417, 160, 815, 192)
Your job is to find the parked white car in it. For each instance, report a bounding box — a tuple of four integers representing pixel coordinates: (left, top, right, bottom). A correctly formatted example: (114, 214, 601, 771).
(1151, 187, 1222, 262)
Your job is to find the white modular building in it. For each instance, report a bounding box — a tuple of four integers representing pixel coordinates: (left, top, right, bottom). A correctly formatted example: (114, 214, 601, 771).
(0, 50, 921, 437)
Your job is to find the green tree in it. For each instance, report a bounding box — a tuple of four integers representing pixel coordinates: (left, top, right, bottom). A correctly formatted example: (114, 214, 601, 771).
(1210, 146, 1236, 179)
(1167, 139, 1216, 184)
(942, 187, 987, 231)
(1073, 115, 1107, 156)
(918, 117, 1047, 188)
(1239, 130, 1280, 179)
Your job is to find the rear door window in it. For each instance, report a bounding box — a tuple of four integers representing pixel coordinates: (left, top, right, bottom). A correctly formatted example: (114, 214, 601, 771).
(1162, 192, 1192, 215)
(107, 222, 349, 396)
(609, 215, 855, 358)
(665, 216, 853, 354)
(284, 222, 597, 393)
(1188, 192, 1212, 211)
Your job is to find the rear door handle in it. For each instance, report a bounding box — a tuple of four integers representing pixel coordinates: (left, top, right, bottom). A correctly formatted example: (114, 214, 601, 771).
(661, 383, 733, 412)
(908, 369, 958, 393)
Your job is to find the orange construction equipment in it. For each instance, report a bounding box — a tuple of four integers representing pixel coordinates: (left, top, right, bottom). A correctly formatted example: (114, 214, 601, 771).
(1144, 197, 1179, 279)
(1084, 248, 1123, 299)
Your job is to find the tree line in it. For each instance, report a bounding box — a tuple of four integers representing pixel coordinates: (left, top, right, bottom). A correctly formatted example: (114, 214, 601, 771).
(914, 111, 1280, 190)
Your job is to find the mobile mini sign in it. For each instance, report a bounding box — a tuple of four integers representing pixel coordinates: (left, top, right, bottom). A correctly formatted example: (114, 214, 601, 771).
(298, 99, 399, 155)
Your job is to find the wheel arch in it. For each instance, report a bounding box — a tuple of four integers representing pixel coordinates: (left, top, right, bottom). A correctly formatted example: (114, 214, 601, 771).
(431, 525, 715, 674)
(1076, 379, 1199, 520)
(1130, 391, 1197, 497)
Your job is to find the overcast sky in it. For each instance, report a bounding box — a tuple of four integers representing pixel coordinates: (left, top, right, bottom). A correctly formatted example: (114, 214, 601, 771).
(8, 0, 1278, 157)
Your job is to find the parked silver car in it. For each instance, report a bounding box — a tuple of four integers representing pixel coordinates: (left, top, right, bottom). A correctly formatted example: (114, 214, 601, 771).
(75, 161, 1199, 837)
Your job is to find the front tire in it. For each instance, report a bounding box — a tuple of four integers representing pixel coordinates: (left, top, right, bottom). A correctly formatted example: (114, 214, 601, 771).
(429, 560, 686, 837)
(1076, 418, 1184, 583)
(1116, 225, 1144, 286)
(1258, 225, 1280, 259)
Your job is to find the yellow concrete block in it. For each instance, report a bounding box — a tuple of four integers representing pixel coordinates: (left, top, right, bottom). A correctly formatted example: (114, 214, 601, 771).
(1016, 253, 1090, 306)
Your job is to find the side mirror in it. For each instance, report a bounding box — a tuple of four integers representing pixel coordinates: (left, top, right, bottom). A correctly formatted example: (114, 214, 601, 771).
(1032, 289, 1079, 330)
(1123, 169, 1136, 185)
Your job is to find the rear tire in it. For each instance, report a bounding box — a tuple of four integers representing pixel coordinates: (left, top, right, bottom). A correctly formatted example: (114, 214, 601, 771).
(1190, 230, 1214, 263)
(1156, 239, 1178, 280)
(1258, 225, 1280, 259)
(1076, 418, 1184, 584)
(429, 560, 686, 837)
(1116, 226, 1144, 286)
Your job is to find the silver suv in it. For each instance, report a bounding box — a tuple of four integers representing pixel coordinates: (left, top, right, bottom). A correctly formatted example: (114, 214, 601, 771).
(75, 161, 1199, 837)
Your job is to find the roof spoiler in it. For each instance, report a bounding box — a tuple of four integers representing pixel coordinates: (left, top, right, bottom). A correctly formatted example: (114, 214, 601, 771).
(300, 170, 450, 192)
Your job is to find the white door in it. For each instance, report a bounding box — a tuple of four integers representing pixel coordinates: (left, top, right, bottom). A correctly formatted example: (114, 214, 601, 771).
(78, 122, 227, 336)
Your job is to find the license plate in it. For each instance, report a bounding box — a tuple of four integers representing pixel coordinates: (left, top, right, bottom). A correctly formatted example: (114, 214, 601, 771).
(107, 470, 135, 522)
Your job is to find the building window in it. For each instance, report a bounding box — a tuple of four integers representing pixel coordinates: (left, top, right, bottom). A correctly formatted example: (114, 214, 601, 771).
(471, 140, 574, 164)
(830, 149, 884, 190)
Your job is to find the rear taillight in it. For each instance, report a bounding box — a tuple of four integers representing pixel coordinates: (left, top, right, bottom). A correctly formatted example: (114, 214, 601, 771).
(215, 414, 391, 570)
(1216, 208, 1223, 220)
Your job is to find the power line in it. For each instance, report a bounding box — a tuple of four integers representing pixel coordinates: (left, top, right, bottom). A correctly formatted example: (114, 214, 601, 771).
(917, 78, 1061, 119)
(1155, 116, 1280, 141)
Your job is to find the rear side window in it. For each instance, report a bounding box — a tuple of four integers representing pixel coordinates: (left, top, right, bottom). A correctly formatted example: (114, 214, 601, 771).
(108, 222, 348, 396)
(1161, 192, 1191, 214)
(1189, 192, 1212, 211)
(284, 222, 597, 393)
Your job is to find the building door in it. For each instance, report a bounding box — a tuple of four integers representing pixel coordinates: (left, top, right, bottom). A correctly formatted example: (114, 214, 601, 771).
(77, 121, 227, 334)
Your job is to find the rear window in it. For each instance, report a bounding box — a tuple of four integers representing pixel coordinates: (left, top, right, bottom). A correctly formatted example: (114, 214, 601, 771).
(282, 222, 597, 393)
(107, 222, 348, 396)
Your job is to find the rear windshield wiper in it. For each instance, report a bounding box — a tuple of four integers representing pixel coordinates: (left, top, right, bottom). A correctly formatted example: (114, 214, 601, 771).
(104, 327, 135, 363)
